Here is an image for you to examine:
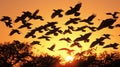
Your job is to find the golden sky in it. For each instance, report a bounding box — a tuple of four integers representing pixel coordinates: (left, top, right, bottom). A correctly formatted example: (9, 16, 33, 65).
(0, 0, 120, 61)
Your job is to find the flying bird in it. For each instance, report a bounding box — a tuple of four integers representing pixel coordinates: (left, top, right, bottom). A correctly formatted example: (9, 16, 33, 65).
(75, 25, 88, 32)
(9, 29, 20, 36)
(63, 29, 72, 34)
(59, 37, 72, 43)
(65, 18, 80, 25)
(38, 35, 51, 41)
(90, 37, 109, 48)
(18, 22, 32, 29)
(115, 24, 120, 27)
(103, 34, 111, 39)
(29, 9, 44, 21)
(0, 16, 13, 28)
(45, 27, 62, 36)
(106, 11, 120, 18)
(13, 40, 21, 44)
(48, 44, 56, 51)
(59, 48, 74, 55)
(30, 41, 41, 45)
(97, 18, 116, 30)
(65, 3, 82, 16)
(87, 26, 97, 32)
(51, 9, 63, 19)
(25, 30, 36, 38)
(74, 32, 92, 42)
(80, 14, 96, 25)
(68, 26, 75, 31)
(45, 22, 58, 27)
(70, 41, 82, 48)
(103, 43, 119, 49)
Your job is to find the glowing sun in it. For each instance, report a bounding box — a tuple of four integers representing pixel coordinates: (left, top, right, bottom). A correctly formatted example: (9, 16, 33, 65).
(65, 56, 74, 62)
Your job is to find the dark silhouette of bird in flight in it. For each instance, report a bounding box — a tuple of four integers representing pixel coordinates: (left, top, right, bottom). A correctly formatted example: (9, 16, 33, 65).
(103, 34, 111, 39)
(15, 11, 32, 24)
(38, 35, 51, 41)
(75, 25, 88, 32)
(63, 29, 72, 34)
(45, 27, 62, 36)
(51, 9, 63, 19)
(103, 43, 119, 49)
(0, 16, 13, 28)
(80, 14, 96, 25)
(70, 41, 82, 48)
(59, 37, 72, 43)
(87, 26, 97, 32)
(59, 48, 74, 55)
(13, 40, 21, 44)
(25, 30, 36, 38)
(27, 9, 44, 21)
(45, 22, 58, 28)
(97, 18, 116, 30)
(106, 11, 120, 18)
(15, 16, 27, 24)
(65, 18, 80, 25)
(18, 22, 32, 29)
(68, 26, 75, 31)
(30, 41, 41, 45)
(115, 24, 120, 27)
(9, 29, 20, 36)
(65, 3, 82, 16)
(48, 44, 56, 51)
(90, 36, 110, 48)
(74, 32, 92, 42)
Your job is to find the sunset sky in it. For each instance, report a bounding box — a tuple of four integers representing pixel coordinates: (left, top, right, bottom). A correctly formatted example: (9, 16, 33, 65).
(0, 0, 120, 61)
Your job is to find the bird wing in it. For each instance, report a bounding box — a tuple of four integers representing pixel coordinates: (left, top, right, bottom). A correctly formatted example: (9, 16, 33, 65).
(51, 12, 57, 19)
(74, 3, 82, 11)
(90, 41, 98, 48)
(87, 14, 96, 21)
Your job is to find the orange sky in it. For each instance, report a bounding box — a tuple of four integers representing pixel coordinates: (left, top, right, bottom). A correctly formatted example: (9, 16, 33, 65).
(0, 0, 120, 61)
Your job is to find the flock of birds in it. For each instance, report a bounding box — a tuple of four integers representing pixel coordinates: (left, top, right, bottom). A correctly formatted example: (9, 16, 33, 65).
(0, 3, 120, 55)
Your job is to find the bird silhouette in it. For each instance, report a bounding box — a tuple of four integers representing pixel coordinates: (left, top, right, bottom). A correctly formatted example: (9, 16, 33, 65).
(97, 18, 116, 30)
(15, 11, 32, 24)
(59, 48, 74, 55)
(45, 27, 62, 36)
(25, 30, 36, 38)
(106, 11, 120, 18)
(59, 37, 72, 43)
(103, 34, 111, 39)
(30, 41, 41, 45)
(65, 3, 82, 16)
(75, 25, 88, 32)
(74, 32, 92, 42)
(45, 22, 58, 28)
(18, 22, 32, 29)
(70, 41, 82, 48)
(80, 14, 96, 25)
(87, 26, 97, 32)
(13, 40, 21, 44)
(9, 29, 20, 36)
(0, 16, 13, 28)
(68, 26, 75, 31)
(38, 35, 51, 41)
(65, 18, 80, 25)
(115, 24, 120, 27)
(63, 29, 72, 34)
(90, 36, 109, 48)
(51, 9, 63, 19)
(28, 9, 44, 21)
(103, 43, 119, 49)
(48, 44, 56, 51)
